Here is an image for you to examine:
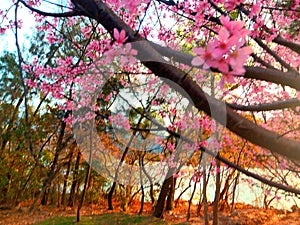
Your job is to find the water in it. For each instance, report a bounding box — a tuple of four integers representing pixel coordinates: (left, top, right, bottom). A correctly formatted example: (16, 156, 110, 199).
(175, 167, 300, 210)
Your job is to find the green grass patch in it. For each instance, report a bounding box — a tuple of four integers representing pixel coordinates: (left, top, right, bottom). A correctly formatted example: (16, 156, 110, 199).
(35, 213, 190, 225)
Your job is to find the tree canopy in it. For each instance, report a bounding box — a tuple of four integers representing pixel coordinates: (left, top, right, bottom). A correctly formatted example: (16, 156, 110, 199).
(0, 0, 299, 222)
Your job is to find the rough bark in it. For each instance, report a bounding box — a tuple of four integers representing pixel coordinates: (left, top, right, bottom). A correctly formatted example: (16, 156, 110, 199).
(166, 177, 175, 211)
(153, 176, 173, 218)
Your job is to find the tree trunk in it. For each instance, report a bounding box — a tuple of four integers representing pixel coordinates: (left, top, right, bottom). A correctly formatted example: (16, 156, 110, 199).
(139, 186, 145, 215)
(175, 179, 191, 208)
(203, 157, 209, 225)
(186, 180, 197, 221)
(41, 188, 49, 205)
(219, 169, 235, 211)
(141, 155, 155, 205)
(212, 159, 221, 225)
(153, 175, 173, 218)
(138, 155, 144, 215)
(231, 172, 240, 212)
(166, 177, 175, 211)
(108, 134, 135, 210)
(32, 119, 67, 210)
(68, 151, 81, 207)
(77, 127, 93, 222)
(61, 147, 74, 206)
(77, 162, 92, 222)
(107, 182, 116, 210)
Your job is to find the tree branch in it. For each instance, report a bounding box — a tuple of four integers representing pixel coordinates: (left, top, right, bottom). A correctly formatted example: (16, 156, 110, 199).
(21, 0, 300, 162)
(89, 0, 300, 162)
(254, 38, 298, 74)
(227, 98, 300, 112)
(20, 0, 81, 17)
(212, 150, 300, 195)
(244, 66, 300, 91)
(149, 43, 300, 91)
(273, 36, 300, 55)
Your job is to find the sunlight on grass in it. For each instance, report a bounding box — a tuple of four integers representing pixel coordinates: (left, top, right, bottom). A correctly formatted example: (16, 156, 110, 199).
(35, 213, 190, 225)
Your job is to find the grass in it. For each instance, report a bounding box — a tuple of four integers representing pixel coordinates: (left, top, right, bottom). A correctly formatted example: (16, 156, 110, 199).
(35, 213, 190, 225)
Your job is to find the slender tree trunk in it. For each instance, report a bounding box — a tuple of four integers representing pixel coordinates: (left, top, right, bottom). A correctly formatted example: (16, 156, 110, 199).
(219, 169, 235, 211)
(139, 185, 145, 215)
(68, 151, 81, 207)
(154, 135, 182, 218)
(141, 155, 155, 205)
(175, 179, 191, 208)
(213, 159, 221, 225)
(203, 156, 209, 225)
(186, 180, 197, 221)
(41, 188, 49, 205)
(77, 127, 93, 222)
(107, 182, 116, 210)
(231, 172, 240, 212)
(61, 147, 74, 206)
(77, 163, 92, 222)
(108, 134, 135, 210)
(138, 155, 144, 215)
(32, 119, 67, 209)
(197, 192, 203, 217)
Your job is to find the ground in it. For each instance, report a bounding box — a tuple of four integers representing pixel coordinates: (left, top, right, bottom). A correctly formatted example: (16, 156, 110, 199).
(0, 201, 299, 224)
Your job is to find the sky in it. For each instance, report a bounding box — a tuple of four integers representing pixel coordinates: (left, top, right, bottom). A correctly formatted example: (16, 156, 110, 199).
(1, 0, 68, 54)
(2, 1, 35, 53)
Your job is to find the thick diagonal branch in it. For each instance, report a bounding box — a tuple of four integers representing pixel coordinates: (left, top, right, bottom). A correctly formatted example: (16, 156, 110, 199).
(88, 1, 300, 161)
(22, 0, 300, 161)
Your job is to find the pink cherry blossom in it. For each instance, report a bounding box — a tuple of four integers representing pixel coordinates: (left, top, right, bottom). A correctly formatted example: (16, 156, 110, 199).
(192, 42, 216, 68)
(109, 113, 131, 130)
(213, 28, 236, 57)
(249, 2, 261, 18)
(113, 28, 128, 44)
(120, 43, 138, 66)
(219, 72, 235, 88)
(229, 45, 252, 75)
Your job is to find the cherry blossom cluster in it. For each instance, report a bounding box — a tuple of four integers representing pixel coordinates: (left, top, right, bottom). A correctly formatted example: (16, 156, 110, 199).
(109, 112, 131, 130)
(105, 0, 150, 16)
(25, 28, 138, 126)
(192, 16, 252, 87)
(0, 8, 23, 34)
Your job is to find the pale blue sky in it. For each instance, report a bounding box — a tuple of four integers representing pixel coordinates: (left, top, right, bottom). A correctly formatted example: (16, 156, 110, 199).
(1, 0, 68, 54)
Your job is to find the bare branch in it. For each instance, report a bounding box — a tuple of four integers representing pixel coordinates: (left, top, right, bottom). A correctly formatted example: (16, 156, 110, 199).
(227, 98, 300, 112)
(254, 38, 299, 74)
(273, 36, 300, 55)
(212, 150, 300, 195)
(20, 0, 81, 17)
(244, 66, 300, 91)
